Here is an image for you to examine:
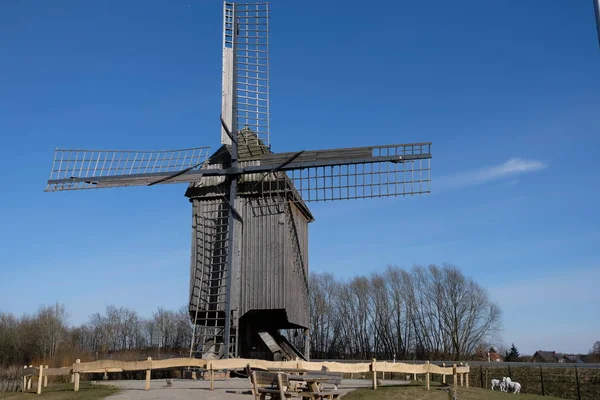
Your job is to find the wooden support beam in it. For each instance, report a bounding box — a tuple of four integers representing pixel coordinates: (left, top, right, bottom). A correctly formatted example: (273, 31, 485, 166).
(304, 328, 310, 361)
(44, 365, 48, 387)
(371, 359, 377, 391)
(442, 363, 446, 384)
(37, 365, 44, 395)
(145, 357, 152, 391)
(74, 359, 80, 392)
(465, 363, 469, 388)
(460, 363, 464, 386)
(425, 361, 430, 390)
(27, 365, 33, 390)
(452, 364, 457, 392)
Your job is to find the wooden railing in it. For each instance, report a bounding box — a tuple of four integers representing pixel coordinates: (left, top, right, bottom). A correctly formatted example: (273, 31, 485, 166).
(22, 358, 470, 394)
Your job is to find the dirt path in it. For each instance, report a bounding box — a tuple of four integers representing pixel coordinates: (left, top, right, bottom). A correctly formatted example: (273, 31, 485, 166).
(100, 378, 407, 399)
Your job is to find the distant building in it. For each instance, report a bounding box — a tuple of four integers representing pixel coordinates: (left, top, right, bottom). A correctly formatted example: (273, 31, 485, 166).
(560, 354, 584, 363)
(488, 351, 503, 362)
(528, 350, 560, 363)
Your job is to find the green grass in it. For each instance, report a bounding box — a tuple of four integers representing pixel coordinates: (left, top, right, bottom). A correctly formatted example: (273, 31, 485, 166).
(0, 383, 120, 400)
(468, 365, 600, 399)
(344, 382, 564, 400)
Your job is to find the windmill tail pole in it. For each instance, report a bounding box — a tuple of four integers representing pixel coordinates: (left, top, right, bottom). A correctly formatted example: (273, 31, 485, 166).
(223, 122, 238, 359)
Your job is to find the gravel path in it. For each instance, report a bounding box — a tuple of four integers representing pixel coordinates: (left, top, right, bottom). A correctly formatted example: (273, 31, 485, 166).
(100, 378, 409, 399)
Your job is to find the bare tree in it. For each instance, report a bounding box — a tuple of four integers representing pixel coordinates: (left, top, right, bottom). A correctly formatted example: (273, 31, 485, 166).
(0, 313, 20, 366)
(36, 303, 69, 362)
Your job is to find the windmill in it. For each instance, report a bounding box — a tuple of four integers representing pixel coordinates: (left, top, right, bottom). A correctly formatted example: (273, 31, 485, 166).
(44, 2, 432, 360)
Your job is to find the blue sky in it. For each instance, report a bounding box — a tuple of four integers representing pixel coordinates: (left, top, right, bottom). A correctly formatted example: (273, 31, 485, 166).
(1, 1, 599, 355)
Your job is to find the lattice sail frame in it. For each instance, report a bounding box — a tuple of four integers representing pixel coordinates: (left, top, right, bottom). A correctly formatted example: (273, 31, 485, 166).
(221, 2, 270, 149)
(46, 147, 210, 191)
(242, 143, 432, 203)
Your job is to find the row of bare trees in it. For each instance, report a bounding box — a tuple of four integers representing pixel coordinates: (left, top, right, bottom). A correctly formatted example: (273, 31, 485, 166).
(309, 264, 501, 361)
(0, 304, 193, 367)
(74, 305, 192, 355)
(2, 264, 500, 365)
(0, 304, 69, 367)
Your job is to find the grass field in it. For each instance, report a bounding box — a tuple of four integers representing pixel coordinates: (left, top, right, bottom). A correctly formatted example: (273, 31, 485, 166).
(0, 383, 119, 400)
(344, 382, 563, 400)
(462, 365, 600, 399)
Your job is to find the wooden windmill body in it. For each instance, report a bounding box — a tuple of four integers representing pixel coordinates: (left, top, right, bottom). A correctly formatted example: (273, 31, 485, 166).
(45, 2, 432, 360)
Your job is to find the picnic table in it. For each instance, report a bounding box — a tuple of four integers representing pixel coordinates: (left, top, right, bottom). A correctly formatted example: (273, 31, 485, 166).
(250, 370, 342, 400)
(288, 375, 340, 392)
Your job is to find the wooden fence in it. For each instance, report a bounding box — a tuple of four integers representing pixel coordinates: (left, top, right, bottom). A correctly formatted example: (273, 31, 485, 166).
(22, 358, 470, 394)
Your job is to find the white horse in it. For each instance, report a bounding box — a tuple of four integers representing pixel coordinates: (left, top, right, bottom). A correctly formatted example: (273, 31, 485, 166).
(491, 378, 502, 390)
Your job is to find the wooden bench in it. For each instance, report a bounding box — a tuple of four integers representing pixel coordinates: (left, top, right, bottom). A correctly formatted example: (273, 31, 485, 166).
(250, 371, 294, 399)
(250, 370, 343, 400)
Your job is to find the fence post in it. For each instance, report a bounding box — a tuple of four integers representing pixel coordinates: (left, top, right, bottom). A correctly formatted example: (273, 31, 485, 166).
(37, 365, 44, 395)
(480, 365, 483, 388)
(442, 363, 446, 384)
(575, 366, 581, 400)
(145, 357, 152, 391)
(485, 367, 488, 389)
(27, 365, 33, 390)
(209, 362, 214, 391)
(452, 364, 457, 391)
(465, 363, 469, 388)
(371, 359, 377, 390)
(459, 363, 464, 386)
(540, 365, 545, 396)
(425, 361, 430, 390)
(74, 359, 80, 392)
(22, 365, 27, 393)
(44, 365, 48, 387)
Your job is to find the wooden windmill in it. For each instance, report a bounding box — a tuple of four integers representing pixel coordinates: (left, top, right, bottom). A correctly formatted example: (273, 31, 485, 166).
(45, 2, 432, 360)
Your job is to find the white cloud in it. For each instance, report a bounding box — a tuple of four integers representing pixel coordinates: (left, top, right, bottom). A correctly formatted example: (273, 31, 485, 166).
(438, 158, 547, 191)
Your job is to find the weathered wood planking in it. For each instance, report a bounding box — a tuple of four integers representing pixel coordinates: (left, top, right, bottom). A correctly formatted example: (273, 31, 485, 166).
(374, 361, 427, 374)
(152, 358, 207, 370)
(73, 359, 151, 373)
(44, 367, 72, 376)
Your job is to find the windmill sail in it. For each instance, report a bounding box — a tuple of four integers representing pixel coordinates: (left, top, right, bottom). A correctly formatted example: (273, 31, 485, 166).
(243, 142, 432, 202)
(45, 147, 210, 191)
(221, 2, 270, 149)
